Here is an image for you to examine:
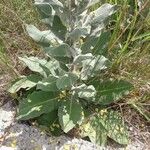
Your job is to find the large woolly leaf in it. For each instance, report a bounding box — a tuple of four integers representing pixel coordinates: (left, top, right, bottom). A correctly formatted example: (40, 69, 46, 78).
(37, 75, 59, 91)
(98, 110, 129, 145)
(19, 56, 49, 77)
(58, 100, 84, 133)
(35, 0, 63, 24)
(81, 110, 128, 145)
(90, 4, 118, 26)
(8, 74, 42, 94)
(35, 1, 67, 40)
(35, 2, 55, 26)
(35, 0, 67, 39)
(35, 0, 69, 27)
(80, 55, 108, 80)
(26, 24, 62, 46)
(81, 31, 110, 55)
(80, 117, 107, 146)
(77, 3, 117, 37)
(91, 80, 133, 105)
(44, 44, 73, 63)
(74, 54, 108, 72)
(56, 73, 78, 90)
(17, 91, 60, 120)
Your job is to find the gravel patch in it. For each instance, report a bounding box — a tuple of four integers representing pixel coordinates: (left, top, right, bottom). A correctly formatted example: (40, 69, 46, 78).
(0, 101, 149, 150)
(0, 101, 15, 137)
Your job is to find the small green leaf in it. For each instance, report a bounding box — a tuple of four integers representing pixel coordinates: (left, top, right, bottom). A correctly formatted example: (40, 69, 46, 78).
(44, 44, 73, 63)
(37, 75, 59, 91)
(91, 80, 133, 105)
(51, 16, 67, 40)
(44, 60, 60, 76)
(93, 31, 111, 56)
(72, 84, 96, 101)
(59, 62, 69, 72)
(56, 73, 78, 90)
(81, 37, 98, 54)
(37, 110, 62, 136)
(58, 100, 84, 133)
(17, 91, 60, 120)
(69, 27, 90, 42)
(35, 2, 55, 26)
(8, 74, 42, 94)
(73, 53, 93, 66)
(35, 0, 63, 28)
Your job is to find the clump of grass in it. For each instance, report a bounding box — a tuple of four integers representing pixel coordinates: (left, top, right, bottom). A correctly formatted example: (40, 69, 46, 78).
(106, 0, 150, 124)
(91, 1, 150, 124)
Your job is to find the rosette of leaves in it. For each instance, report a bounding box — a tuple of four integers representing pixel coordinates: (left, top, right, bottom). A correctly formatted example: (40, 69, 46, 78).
(8, 0, 133, 146)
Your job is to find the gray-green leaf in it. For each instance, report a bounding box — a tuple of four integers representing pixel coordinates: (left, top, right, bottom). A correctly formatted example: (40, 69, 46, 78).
(35, 0, 63, 8)
(56, 73, 78, 90)
(81, 55, 108, 80)
(69, 27, 90, 42)
(8, 74, 42, 94)
(80, 117, 107, 146)
(19, 56, 48, 77)
(37, 75, 59, 91)
(58, 100, 84, 133)
(73, 53, 93, 66)
(44, 44, 73, 63)
(35, 2, 55, 26)
(91, 4, 118, 26)
(98, 110, 129, 145)
(26, 24, 62, 46)
(81, 37, 98, 54)
(72, 84, 96, 101)
(93, 31, 111, 56)
(91, 80, 133, 105)
(81, 110, 129, 145)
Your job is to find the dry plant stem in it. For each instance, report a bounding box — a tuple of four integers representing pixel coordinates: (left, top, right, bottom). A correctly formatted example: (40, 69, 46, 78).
(0, 4, 25, 25)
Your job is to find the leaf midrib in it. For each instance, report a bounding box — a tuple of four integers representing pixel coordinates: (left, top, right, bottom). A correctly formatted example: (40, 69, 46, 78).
(99, 85, 132, 95)
(20, 96, 59, 112)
